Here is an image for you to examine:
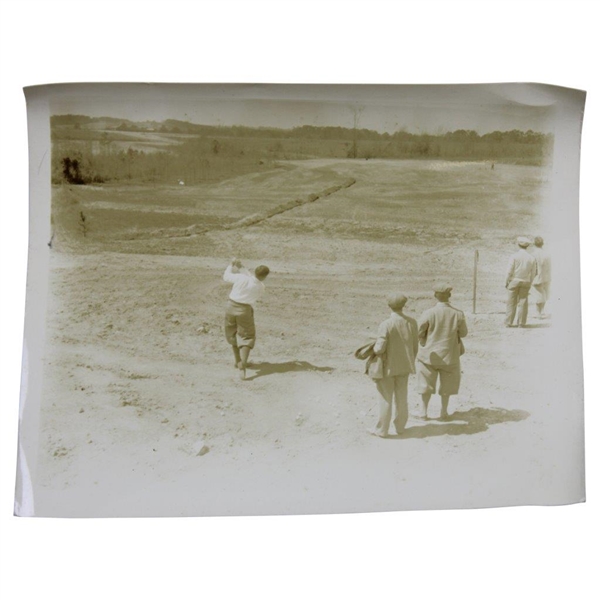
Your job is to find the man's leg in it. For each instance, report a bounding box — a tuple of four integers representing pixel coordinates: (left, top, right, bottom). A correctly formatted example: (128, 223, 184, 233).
(237, 349, 249, 380)
(373, 377, 394, 437)
(224, 308, 240, 368)
(505, 283, 518, 327)
(416, 360, 436, 419)
(392, 375, 409, 434)
(534, 285, 544, 316)
(232, 345, 241, 367)
(237, 306, 256, 380)
(517, 283, 530, 327)
(538, 283, 549, 316)
(420, 393, 432, 419)
(440, 395, 450, 420)
(240, 346, 251, 367)
(438, 364, 460, 419)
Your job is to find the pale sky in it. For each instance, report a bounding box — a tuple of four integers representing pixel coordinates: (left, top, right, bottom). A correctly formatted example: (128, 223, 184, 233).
(39, 82, 568, 134)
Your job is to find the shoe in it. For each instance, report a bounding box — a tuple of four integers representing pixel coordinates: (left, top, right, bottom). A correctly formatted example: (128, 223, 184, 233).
(367, 428, 388, 438)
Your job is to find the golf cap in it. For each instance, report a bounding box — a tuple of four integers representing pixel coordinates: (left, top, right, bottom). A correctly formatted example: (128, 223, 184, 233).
(433, 284, 453, 295)
(387, 293, 408, 310)
(517, 236, 531, 247)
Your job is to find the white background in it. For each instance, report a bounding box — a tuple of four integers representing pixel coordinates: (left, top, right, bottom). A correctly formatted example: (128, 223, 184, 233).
(0, 1, 597, 598)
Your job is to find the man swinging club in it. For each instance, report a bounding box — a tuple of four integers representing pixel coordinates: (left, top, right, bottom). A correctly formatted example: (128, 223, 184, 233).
(223, 258, 270, 380)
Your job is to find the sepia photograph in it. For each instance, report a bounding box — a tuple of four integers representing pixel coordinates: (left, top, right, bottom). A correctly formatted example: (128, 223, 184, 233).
(16, 82, 586, 517)
(3, 1, 600, 599)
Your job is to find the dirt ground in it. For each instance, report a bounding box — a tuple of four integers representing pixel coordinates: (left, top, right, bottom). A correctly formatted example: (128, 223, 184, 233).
(32, 159, 580, 516)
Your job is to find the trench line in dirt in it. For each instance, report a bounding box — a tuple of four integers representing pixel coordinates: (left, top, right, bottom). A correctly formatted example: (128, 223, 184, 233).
(157, 177, 356, 240)
(221, 178, 356, 231)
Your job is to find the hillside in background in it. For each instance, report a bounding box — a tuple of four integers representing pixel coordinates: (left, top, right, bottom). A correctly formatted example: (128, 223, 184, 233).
(51, 114, 554, 185)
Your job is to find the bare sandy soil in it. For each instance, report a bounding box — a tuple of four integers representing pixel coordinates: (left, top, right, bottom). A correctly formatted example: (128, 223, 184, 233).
(33, 159, 577, 516)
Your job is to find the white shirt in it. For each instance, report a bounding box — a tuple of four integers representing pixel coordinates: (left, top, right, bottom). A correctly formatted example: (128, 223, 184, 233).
(223, 266, 265, 306)
(531, 247, 551, 285)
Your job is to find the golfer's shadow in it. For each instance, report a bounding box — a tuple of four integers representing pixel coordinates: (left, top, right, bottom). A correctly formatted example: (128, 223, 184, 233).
(386, 406, 530, 439)
(245, 361, 334, 381)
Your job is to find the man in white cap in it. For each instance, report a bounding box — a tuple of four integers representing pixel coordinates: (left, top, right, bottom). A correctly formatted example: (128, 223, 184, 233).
(505, 236, 537, 327)
(223, 258, 270, 380)
(416, 285, 468, 420)
(530, 236, 552, 318)
(370, 293, 418, 437)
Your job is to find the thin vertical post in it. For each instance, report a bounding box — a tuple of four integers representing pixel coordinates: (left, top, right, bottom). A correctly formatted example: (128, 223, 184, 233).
(473, 249, 479, 314)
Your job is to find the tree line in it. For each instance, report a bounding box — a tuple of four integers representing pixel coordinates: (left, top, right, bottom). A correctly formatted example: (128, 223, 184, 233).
(51, 115, 553, 185)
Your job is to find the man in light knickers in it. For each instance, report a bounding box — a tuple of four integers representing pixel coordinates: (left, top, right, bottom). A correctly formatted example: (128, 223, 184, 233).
(223, 258, 270, 380)
(416, 284, 468, 420)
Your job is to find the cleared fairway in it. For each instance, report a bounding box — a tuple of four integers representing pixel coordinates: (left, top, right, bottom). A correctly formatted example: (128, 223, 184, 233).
(34, 159, 574, 516)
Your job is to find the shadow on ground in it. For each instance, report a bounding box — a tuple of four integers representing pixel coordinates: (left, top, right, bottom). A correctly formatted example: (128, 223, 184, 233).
(385, 406, 530, 440)
(245, 361, 334, 380)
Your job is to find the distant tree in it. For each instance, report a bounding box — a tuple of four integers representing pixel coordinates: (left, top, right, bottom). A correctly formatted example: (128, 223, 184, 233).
(415, 140, 430, 156)
(62, 157, 85, 184)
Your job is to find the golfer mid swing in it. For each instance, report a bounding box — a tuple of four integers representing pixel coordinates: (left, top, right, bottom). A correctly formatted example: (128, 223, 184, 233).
(223, 258, 270, 380)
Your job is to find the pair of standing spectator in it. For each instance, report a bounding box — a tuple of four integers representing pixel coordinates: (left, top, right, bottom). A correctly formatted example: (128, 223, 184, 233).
(505, 236, 552, 327)
(369, 285, 468, 438)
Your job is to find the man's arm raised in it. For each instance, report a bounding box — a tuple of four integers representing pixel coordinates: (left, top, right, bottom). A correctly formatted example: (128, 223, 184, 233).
(223, 258, 243, 282)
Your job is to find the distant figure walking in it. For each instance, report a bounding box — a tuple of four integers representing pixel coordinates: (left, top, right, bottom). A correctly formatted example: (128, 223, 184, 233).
(369, 294, 418, 438)
(505, 236, 536, 328)
(417, 285, 468, 420)
(530, 236, 552, 318)
(223, 258, 270, 380)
